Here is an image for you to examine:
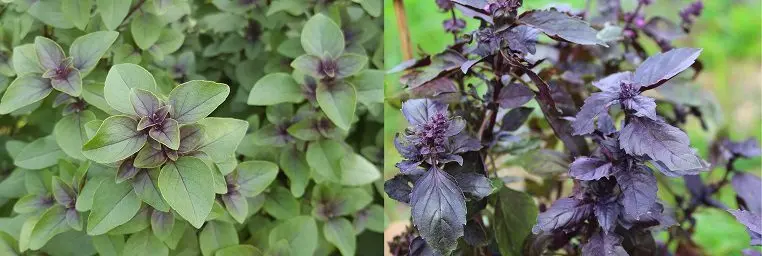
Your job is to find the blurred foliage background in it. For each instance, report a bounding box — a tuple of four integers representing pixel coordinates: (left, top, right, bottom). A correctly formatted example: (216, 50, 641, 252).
(383, 0, 762, 255)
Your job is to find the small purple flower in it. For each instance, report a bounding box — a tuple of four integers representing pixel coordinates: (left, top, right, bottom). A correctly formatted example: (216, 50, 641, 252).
(443, 18, 466, 33)
(679, 1, 703, 25)
(395, 99, 481, 173)
(436, 0, 453, 10)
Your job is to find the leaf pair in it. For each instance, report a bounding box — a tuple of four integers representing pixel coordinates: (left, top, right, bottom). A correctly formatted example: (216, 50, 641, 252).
(0, 32, 118, 114)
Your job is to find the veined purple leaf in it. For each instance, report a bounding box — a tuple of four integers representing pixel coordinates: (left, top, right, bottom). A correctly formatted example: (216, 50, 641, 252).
(729, 210, 762, 246)
(51, 68, 82, 97)
(594, 201, 620, 233)
(571, 92, 618, 135)
(615, 164, 657, 218)
(410, 167, 466, 255)
(448, 133, 482, 154)
(150, 209, 175, 241)
(582, 230, 628, 256)
(569, 157, 614, 180)
(724, 138, 761, 158)
(222, 190, 249, 224)
(116, 158, 140, 184)
(597, 112, 616, 135)
(619, 202, 677, 231)
(149, 118, 180, 150)
(35, 36, 66, 70)
(619, 117, 706, 174)
(532, 198, 593, 234)
(52, 177, 76, 207)
(518, 9, 605, 46)
(593, 71, 632, 92)
(133, 141, 167, 168)
(621, 95, 658, 120)
(384, 175, 412, 204)
(447, 159, 492, 200)
(501, 107, 533, 132)
(178, 124, 204, 153)
(505, 25, 539, 54)
(497, 83, 534, 109)
(401, 98, 448, 126)
(66, 208, 83, 231)
(633, 48, 702, 91)
(643, 17, 687, 44)
(130, 88, 163, 118)
(732, 172, 762, 214)
(409, 236, 437, 256)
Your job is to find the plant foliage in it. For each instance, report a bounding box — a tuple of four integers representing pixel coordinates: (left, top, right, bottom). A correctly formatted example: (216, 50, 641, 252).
(385, 0, 760, 255)
(0, 0, 383, 255)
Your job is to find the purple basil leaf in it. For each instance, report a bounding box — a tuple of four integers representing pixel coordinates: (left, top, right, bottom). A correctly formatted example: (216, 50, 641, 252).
(448, 132, 482, 154)
(51, 68, 82, 97)
(444, 117, 466, 137)
(384, 175, 412, 204)
(464, 220, 489, 247)
(615, 164, 657, 218)
(396, 159, 424, 175)
(409, 77, 458, 98)
(729, 210, 762, 246)
(724, 138, 762, 158)
(137, 116, 156, 131)
(619, 117, 706, 174)
(497, 83, 534, 109)
(597, 112, 616, 135)
(683, 175, 708, 199)
(133, 140, 167, 168)
(642, 17, 687, 44)
(35, 36, 66, 70)
(460, 58, 483, 74)
(505, 25, 539, 54)
(222, 190, 248, 223)
(569, 157, 614, 181)
(532, 198, 593, 234)
(130, 88, 163, 118)
(742, 249, 762, 256)
(439, 153, 464, 166)
(51, 177, 76, 207)
(732, 172, 762, 214)
(410, 167, 467, 255)
(621, 95, 659, 120)
(178, 124, 204, 153)
(571, 92, 618, 135)
(518, 9, 605, 46)
(149, 118, 180, 150)
(116, 158, 140, 184)
(501, 107, 533, 132)
(592, 71, 632, 92)
(452, 172, 492, 200)
(401, 98, 448, 126)
(151, 209, 175, 240)
(66, 208, 83, 231)
(394, 133, 418, 159)
(596, 0, 622, 22)
(594, 200, 620, 233)
(582, 230, 627, 256)
(409, 236, 437, 256)
(633, 48, 702, 91)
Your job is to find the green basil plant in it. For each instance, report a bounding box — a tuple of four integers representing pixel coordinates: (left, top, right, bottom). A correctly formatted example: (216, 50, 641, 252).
(0, 0, 384, 255)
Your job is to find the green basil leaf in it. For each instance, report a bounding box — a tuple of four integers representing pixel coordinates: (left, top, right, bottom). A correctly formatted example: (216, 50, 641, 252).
(86, 179, 142, 235)
(92, 235, 125, 256)
(306, 140, 345, 181)
(34, 36, 66, 71)
(131, 169, 170, 212)
(199, 221, 238, 256)
(29, 205, 71, 250)
(131, 13, 163, 50)
(69, 31, 119, 76)
(263, 185, 299, 220)
(235, 160, 278, 197)
(247, 73, 304, 106)
(339, 153, 381, 186)
(51, 68, 82, 96)
(348, 69, 384, 106)
(335, 53, 367, 78)
(214, 244, 262, 256)
(300, 14, 344, 58)
(323, 217, 356, 256)
(290, 55, 323, 78)
(122, 229, 168, 256)
(97, 0, 132, 31)
(149, 118, 180, 150)
(267, 216, 318, 256)
(221, 192, 248, 224)
(150, 210, 174, 241)
(158, 156, 215, 228)
(28, 0, 75, 29)
(134, 141, 167, 168)
(107, 206, 150, 235)
(61, 0, 92, 30)
(12, 44, 44, 75)
(104, 64, 158, 115)
(54, 110, 96, 160)
(196, 118, 248, 162)
(0, 75, 53, 114)
(279, 147, 310, 197)
(316, 80, 356, 131)
(82, 115, 147, 164)
(14, 136, 62, 170)
(76, 176, 107, 212)
(168, 80, 229, 124)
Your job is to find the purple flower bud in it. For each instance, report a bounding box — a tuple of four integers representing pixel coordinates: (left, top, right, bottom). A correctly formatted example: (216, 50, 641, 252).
(443, 18, 466, 33)
(635, 17, 646, 28)
(679, 1, 703, 25)
(436, 0, 453, 10)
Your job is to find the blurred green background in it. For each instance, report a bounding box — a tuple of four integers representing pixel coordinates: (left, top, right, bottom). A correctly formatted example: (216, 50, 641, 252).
(383, 0, 762, 255)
